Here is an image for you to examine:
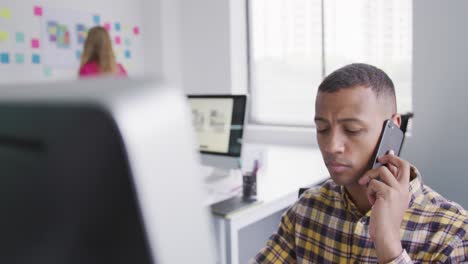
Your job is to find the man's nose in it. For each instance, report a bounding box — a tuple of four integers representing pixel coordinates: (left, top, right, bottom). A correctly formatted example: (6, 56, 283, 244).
(324, 130, 345, 154)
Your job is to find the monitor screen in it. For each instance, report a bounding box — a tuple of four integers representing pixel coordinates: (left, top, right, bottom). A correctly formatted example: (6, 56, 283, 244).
(188, 95, 246, 157)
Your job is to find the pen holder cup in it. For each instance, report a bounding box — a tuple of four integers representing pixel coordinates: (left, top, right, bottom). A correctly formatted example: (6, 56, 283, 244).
(242, 172, 257, 200)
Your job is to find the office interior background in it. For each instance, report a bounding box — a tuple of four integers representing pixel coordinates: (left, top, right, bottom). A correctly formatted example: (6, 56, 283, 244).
(1, 0, 467, 263)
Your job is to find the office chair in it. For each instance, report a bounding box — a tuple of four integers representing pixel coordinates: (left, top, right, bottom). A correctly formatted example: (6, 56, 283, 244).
(400, 112, 414, 135)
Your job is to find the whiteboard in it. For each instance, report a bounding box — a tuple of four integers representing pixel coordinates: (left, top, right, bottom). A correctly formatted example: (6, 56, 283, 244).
(0, 1, 144, 83)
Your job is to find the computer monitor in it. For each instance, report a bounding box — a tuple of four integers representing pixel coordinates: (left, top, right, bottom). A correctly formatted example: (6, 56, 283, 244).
(0, 78, 215, 263)
(187, 95, 247, 174)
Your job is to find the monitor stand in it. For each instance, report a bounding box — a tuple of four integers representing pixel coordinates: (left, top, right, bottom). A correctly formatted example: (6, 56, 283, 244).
(205, 167, 231, 183)
(202, 166, 243, 205)
(200, 154, 243, 204)
(200, 154, 240, 181)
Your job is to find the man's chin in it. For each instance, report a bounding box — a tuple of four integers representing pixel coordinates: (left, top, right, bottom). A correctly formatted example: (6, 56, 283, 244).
(329, 172, 359, 186)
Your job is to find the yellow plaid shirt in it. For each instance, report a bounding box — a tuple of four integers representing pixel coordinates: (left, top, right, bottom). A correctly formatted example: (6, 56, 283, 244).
(252, 167, 467, 263)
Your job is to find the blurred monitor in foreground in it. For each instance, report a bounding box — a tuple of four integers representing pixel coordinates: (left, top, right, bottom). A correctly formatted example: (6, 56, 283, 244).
(0, 78, 215, 263)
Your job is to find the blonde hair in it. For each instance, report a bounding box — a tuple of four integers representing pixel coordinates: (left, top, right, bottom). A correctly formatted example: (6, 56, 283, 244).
(80, 26, 117, 73)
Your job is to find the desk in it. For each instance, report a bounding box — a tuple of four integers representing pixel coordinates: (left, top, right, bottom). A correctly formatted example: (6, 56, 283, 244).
(211, 190, 296, 264)
(211, 177, 328, 264)
(210, 145, 329, 264)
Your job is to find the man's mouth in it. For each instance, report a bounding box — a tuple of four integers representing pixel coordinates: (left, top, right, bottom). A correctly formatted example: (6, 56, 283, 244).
(326, 161, 352, 174)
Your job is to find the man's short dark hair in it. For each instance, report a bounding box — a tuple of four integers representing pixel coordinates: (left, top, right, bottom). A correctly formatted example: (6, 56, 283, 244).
(318, 63, 396, 105)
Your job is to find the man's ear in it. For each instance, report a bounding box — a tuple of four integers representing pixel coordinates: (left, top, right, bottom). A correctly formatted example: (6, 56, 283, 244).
(391, 114, 402, 128)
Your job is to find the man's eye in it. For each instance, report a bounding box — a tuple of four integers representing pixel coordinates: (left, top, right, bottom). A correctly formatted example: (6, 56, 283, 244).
(345, 129, 362, 135)
(316, 128, 329, 133)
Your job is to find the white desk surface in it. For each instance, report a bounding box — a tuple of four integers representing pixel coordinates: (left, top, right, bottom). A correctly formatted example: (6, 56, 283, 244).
(209, 145, 329, 222)
(220, 174, 328, 222)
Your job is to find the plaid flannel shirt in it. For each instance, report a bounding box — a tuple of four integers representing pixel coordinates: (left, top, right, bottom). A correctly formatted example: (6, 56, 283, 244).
(252, 167, 467, 263)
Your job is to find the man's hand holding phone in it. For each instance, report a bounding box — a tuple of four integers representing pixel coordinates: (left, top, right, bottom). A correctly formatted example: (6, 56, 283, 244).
(357, 119, 412, 263)
(358, 152, 411, 263)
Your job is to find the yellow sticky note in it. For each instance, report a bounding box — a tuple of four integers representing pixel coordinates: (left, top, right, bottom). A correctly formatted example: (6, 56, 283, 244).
(48, 27, 57, 35)
(126, 62, 133, 71)
(0, 31, 9, 41)
(0, 8, 12, 20)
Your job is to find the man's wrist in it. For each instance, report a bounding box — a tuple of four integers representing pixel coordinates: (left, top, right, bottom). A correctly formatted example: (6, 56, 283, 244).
(375, 239, 403, 263)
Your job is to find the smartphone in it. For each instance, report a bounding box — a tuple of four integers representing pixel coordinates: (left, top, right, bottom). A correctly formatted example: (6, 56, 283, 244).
(371, 119, 404, 169)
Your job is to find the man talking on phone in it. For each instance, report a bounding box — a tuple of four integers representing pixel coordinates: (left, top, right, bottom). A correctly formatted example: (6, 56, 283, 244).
(252, 63, 467, 263)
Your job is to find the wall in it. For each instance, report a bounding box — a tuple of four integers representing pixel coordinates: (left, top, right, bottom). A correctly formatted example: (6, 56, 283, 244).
(403, 0, 468, 208)
(146, 0, 182, 86)
(180, 0, 231, 94)
(181, 0, 248, 95)
(151, 0, 248, 94)
(0, 0, 145, 83)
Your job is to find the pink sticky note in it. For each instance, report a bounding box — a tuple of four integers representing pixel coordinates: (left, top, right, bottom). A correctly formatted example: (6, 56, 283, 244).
(31, 38, 40, 48)
(34, 6, 43, 16)
(133, 26, 140, 35)
(104, 23, 111, 31)
(115, 36, 121, 45)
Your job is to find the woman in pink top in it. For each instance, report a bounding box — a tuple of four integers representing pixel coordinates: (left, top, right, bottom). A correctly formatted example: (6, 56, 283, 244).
(79, 26, 127, 77)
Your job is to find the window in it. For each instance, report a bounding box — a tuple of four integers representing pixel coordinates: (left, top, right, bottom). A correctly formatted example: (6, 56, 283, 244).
(248, 0, 412, 127)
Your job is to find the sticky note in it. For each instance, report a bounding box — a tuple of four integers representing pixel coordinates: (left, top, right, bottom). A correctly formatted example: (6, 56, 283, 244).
(124, 38, 131, 46)
(62, 30, 71, 48)
(0, 31, 8, 41)
(32, 54, 41, 64)
(0, 8, 12, 20)
(123, 24, 130, 32)
(0, 53, 10, 64)
(31, 38, 40, 48)
(104, 22, 111, 31)
(47, 21, 57, 35)
(48, 27, 57, 35)
(43, 67, 52, 77)
(76, 50, 82, 60)
(34, 6, 43, 16)
(126, 62, 133, 71)
(15, 53, 24, 64)
(125, 50, 131, 59)
(115, 36, 121, 45)
(115, 22, 121, 31)
(133, 26, 140, 35)
(15, 32, 24, 43)
(93, 15, 100, 25)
